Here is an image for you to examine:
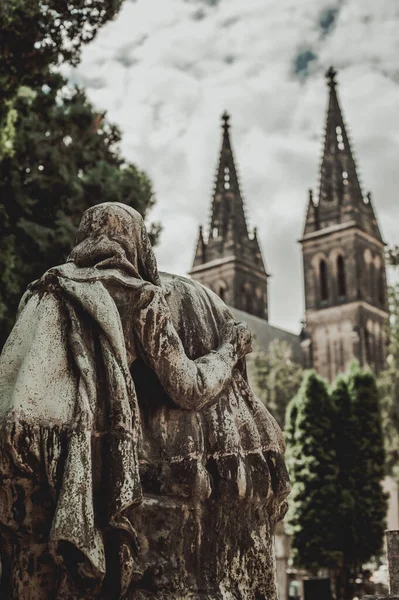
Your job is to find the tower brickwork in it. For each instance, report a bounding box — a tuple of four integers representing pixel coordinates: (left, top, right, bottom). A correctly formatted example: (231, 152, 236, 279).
(301, 68, 389, 381)
(190, 112, 269, 320)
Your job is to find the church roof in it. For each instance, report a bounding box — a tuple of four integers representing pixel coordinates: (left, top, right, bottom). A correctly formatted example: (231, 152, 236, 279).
(230, 307, 304, 364)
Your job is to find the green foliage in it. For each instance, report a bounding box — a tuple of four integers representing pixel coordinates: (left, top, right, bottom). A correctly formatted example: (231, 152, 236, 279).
(285, 371, 340, 572)
(331, 377, 357, 562)
(331, 376, 357, 598)
(348, 365, 387, 565)
(0, 72, 159, 348)
(247, 339, 303, 428)
(286, 365, 387, 584)
(0, 99, 18, 159)
(0, 0, 125, 156)
(386, 245, 399, 267)
(284, 391, 301, 484)
(0, 0, 123, 103)
(379, 283, 399, 481)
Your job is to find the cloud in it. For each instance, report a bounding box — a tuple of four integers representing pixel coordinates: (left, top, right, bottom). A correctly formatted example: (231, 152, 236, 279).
(68, 0, 399, 332)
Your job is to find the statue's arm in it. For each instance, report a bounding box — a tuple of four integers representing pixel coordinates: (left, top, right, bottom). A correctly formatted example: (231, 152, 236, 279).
(133, 287, 240, 410)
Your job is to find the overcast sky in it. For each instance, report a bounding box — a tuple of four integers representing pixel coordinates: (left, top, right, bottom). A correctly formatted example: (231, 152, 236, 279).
(69, 0, 399, 333)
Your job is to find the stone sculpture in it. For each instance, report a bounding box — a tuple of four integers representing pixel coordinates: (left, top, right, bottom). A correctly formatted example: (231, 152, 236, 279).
(0, 202, 290, 599)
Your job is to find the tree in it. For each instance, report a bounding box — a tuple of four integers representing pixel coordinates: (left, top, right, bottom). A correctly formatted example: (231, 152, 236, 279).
(0, 0, 125, 155)
(285, 371, 340, 572)
(0, 71, 159, 348)
(247, 339, 303, 428)
(286, 365, 387, 594)
(379, 283, 399, 482)
(386, 245, 399, 267)
(348, 364, 387, 568)
(331, 376, 357, 599)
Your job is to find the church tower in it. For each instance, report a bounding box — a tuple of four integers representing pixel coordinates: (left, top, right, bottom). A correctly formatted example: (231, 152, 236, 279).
(190, 112, 269, 320)
(300, 67, 389, 381)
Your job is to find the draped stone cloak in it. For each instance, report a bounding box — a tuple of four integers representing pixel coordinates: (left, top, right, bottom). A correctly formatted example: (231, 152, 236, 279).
(0, 203, 247, 596)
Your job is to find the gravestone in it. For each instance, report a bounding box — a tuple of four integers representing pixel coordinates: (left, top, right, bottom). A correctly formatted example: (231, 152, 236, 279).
(303, 577, 332, 600)
(364, 530, 399, 600)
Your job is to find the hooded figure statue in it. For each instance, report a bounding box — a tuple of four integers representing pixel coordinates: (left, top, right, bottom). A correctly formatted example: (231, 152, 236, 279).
(0, 202, 289, 600)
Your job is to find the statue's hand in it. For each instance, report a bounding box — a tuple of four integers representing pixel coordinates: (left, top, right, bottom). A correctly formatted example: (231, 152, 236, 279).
(234, 321, 253, 359)
(220, 320, 252, 359)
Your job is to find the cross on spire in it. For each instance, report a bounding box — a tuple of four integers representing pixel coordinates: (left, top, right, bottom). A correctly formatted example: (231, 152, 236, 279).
(222, 110, 230, 131)
(326, 65, 337, 88)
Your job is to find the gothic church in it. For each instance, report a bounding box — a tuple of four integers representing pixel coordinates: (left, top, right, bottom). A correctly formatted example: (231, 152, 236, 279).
(189, 68, 389, 382)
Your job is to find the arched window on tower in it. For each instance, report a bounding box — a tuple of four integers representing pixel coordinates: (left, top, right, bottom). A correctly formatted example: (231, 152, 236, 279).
(319, 259, 328, 303)
(337, 255, 346, 298)
(224, 166, 230, 190)
(255, 287, 263, 317)
(365, 327, 371, 365)
(241, 283, 253, 314)
(216, 280, 227, 303)
(245, 291, 253, 314)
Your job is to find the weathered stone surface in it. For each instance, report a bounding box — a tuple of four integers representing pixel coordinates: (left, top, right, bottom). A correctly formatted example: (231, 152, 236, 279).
(0, 202, 290, 598)
(363, 596, 399, 599)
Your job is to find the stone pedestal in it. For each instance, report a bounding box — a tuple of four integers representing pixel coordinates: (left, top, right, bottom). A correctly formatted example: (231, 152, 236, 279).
(125, 495, 279, 599)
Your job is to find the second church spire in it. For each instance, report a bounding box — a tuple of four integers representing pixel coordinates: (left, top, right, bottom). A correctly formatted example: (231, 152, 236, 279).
(209, 111, 248, 241)
(191, 112, 269, 320)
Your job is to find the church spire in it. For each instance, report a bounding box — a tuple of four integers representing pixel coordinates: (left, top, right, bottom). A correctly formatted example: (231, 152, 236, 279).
(190, 112, 269, 320)
(318, 66, 363, 206)
(304, 67, 382, 241)
(208, 111, 249, 241)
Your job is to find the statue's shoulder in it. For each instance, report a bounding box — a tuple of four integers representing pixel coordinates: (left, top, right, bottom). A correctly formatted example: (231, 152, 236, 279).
(160, 272, 210, 298)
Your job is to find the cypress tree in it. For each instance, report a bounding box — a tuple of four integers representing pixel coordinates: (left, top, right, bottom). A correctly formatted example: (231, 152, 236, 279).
(285, 370, 340, 572)
(348, 365, 387, 567)
(284, 391, 300, 484)
(331, 376, 357, 599)
(379, 283, 399, 482)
